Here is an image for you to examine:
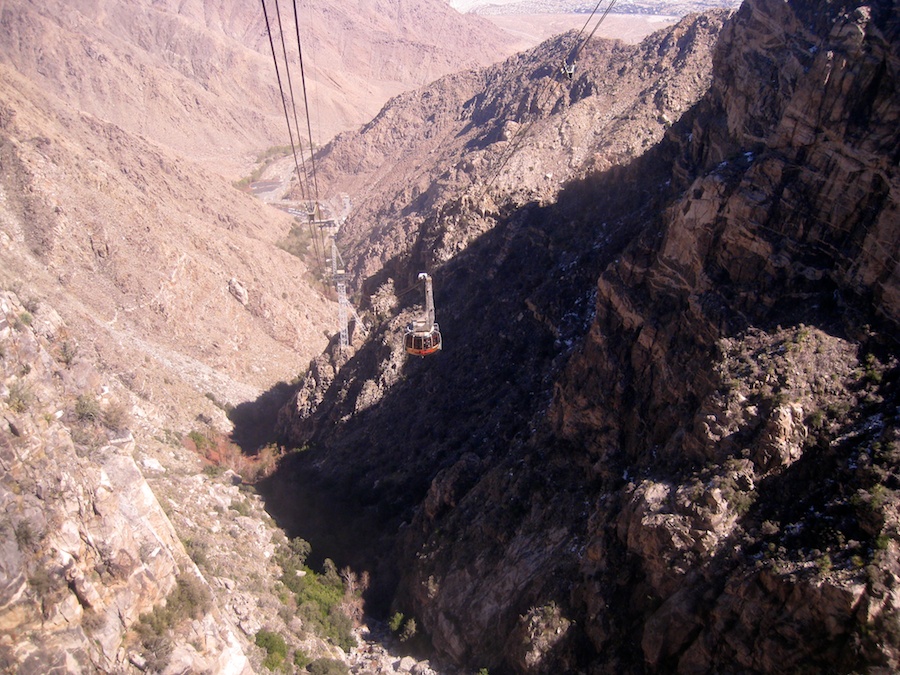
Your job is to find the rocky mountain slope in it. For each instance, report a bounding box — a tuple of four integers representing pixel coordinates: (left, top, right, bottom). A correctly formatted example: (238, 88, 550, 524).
(0, 0, 518, 178)
(0, 0, 522, 672)
(316, 9, 729, 285)
(271, 0, 900, 672)
(2, 287, 423, 674)
(0, 290, 251, 672)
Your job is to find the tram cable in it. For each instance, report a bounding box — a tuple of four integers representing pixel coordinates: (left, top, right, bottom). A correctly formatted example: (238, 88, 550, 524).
(287, 0, 327, 267)
(260, 0, 328, 269)
(260, 0, 309, 203)
(474, 0, 618, 203)
(290, 0, 322, 207)
(565, 0, 618, 70)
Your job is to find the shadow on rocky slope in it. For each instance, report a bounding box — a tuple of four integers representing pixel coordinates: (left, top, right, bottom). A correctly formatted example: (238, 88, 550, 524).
(254, 115, 698, 605)
(252, 1, 899, 672)
(228, 381, 297, 454)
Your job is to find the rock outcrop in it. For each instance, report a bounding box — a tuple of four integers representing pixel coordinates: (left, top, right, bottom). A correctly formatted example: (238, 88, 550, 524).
(0, 290, 251, 673)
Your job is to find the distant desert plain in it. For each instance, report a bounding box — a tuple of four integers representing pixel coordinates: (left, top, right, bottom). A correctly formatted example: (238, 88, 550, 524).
(482, 12, 679, 47)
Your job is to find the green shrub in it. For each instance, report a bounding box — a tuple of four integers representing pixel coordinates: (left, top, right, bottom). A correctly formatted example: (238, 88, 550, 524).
(293, 649, 311, 669)
(274, 537, 311, 594)
(807, 409, 825, 430)
(182, 538, 209, 568)
(291, 561, 354, 652)
(59, 340, 77, 366)
(399, 617, 417, 642)
(869, 484, 888, 510)
(135, 575, 211, 646)
(864, 353, 883, 384)
(255, 629, 288, 670)
(188, 430, 212, 451)
(202, 464, 226, 478)
(388, 611, 404, 633)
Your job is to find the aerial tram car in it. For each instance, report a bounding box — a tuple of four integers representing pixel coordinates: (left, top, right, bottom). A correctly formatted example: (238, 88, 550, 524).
(404, 273, 442, 357)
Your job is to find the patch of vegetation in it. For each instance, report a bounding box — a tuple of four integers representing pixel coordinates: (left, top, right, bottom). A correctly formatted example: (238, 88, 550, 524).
(717, 472, 757, 516)
(82, 608, 107, 635)
(399, 617, 417, 642)
(6, 380, 33, 413)
(274, 537, 311, 588)
(807, 409, 826, 430)
(816, 554, 833, 574)
(388, 611, 405, 633)
(864, 353, 884, 385)
(134, 575, 211, 671)
(256, 145, 293, 163)
(102, 400, 131, 431)
(27, 565, 65, 596)
(277, 542, 355, 652)
(182, 537, 209, 568)
(59, 339, 78, 366)
(230, 499, 251, 517)
(14, 520, 39, 551)
(188, 429, 213, 452)
(232, 145, 293, 191)
(202, 464, 226, 478)
(16, 311, 33, 329)
(255, 629, 288, 671)
(277, 223, 316, 260)
(387, 610, 417, 641)
(75, 395, 102, 423)
(293, 649, 312, 669)
(204, 391, 233, 414)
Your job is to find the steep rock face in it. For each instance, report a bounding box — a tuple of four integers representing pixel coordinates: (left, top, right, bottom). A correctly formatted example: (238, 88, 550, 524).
(551, 0, 900, 671)
(273, 9, 731, 671)
(271, 1, 899, 673)
(557, 0, 899, 509)
(0, 291, 250, 673)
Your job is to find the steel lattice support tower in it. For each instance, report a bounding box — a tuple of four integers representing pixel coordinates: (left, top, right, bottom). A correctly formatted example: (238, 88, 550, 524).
(331, 237, 349, 350)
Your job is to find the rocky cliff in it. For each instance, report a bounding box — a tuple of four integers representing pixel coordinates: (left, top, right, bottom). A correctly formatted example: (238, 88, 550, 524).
(272, 0, 899, 672)
(0, 290, 251, 673)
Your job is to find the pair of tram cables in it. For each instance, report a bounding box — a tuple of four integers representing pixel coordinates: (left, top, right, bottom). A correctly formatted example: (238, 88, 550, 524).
(474, 0, 618, 201)
(260, 0, 325, 268)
